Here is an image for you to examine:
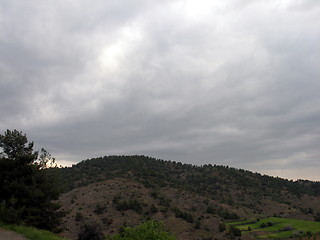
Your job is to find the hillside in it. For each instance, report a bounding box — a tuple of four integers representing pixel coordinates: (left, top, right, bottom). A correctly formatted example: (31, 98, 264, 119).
(54, 155, 320, 240)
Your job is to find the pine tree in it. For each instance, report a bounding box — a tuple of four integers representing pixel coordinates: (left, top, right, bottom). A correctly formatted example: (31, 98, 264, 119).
(0, 129, 62, 231)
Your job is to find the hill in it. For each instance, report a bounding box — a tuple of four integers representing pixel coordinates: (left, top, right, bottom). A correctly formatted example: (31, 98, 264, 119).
(53, 155, 320, 240)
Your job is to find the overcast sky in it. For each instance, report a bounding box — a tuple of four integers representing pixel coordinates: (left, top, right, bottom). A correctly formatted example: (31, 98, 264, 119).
(1, 0, 320, 181)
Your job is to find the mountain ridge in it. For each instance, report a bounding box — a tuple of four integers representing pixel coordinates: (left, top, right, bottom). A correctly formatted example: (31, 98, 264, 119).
(54, 155, 320, 240)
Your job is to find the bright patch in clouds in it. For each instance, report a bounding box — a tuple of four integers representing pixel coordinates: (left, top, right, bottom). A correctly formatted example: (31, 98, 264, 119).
(99, 24, 143, 72)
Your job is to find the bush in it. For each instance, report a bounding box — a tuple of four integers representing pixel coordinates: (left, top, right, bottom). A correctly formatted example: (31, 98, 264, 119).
(194, 220, 201, 229)
(110, 221, 176, 240)
(0, 206, 23, 225)
(260, 222, 267, 228)
(281, 225, 294, 231)
(75, 212, 84, 222)
(229, 225, 241, 237)
(78, 222, 104, 240)
(114, 198, 143, 214)
(150, 204, 158, 213)
(206, 206, 216, 214)
(218, 222, 226, 232)
(172, 207, 194, 223)
(94, 204, 105, 214)
(267, 221, 273, 226)
(217, 208, 239, 220)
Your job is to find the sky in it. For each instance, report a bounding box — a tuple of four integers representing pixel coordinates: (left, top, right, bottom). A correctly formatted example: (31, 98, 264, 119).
(1, 0, 320, 181)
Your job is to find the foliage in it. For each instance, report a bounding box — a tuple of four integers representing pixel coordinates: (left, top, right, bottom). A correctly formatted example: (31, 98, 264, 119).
(194, 219, 201, 229)
(0, 129, 35, 161)
(113, 196, 143, 214)
(172, 207, 194, 223)
(37, 148, 57, 169)
(0, 129, 62, 231)
(218, 222, 226, 232)
(149, 204, 158, 213)
(227, 217, 320, 239)
(78, 222, 104, 240)
(217, 208, 239, 220)
(229, 225, 241, 237)
(75, 212, 84, 222)
(94, 204, 106, 215)
(206, 205, 216, 214)
(1, 224, 69, 240)
(108, 221, 176, 240)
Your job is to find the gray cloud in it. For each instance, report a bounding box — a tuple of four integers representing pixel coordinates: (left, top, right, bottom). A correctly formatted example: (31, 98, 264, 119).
(1, 0, 320, 180)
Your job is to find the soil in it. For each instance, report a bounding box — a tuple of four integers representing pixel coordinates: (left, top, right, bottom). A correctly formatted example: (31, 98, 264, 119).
(0, 228, 27, 240)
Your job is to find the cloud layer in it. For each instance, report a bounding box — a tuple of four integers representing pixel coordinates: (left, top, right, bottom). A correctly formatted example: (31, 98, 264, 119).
(1, 0, 320, 180)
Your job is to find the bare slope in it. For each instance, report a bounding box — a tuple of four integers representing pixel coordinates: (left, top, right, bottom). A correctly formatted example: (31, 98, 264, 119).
(59, 178, 223, 240)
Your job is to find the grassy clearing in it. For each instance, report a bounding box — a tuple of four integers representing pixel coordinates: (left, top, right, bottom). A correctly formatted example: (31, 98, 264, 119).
(227, 217, 320, 239)
(1, 225, 69, 240)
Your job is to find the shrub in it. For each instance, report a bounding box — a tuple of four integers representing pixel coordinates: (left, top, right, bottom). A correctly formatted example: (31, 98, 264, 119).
(218, 222, 226, 232)
(75, 212, 84, 222)
(114, 198, 143, 214)
(194, 220, 201, 229)
(281, 225, 294, 231)
(110, 221, 176, 240)
(150, 204, 158, 213)
(94, 204, 105, 214)
(229, 225, 241, 237)
(260, 223, 267, 228)
(217, 208, 239, 220)
(172, 207, 194, 223)
(206, 206, 216, 214)
(78, 222, 104, 240)
(102, 217, 113, 226)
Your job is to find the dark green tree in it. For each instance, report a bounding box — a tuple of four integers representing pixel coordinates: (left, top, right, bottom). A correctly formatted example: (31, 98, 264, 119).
(0, 130, 35, 160)
(0, 129, 62, 231)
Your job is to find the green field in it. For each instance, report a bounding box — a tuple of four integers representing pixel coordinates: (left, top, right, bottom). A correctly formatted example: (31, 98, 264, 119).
(1, 225, 69, 240)
(227, 217, 320, 239)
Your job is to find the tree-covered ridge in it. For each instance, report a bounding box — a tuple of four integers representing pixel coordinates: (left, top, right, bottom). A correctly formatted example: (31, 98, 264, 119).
(53, 156, 320, 239)
(54, 155, 320, 224)
(57, 155, 320, 197)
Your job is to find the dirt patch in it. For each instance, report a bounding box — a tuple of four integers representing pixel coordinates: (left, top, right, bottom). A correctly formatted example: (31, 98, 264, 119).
(0, 228, 28, 240)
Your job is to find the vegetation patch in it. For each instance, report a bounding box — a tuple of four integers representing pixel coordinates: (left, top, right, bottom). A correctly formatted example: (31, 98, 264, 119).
(227, 217, 320, 239)
(172, 207, 194, 223)
(113, 196, 143, 214)
(108, 220, 176, 240)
